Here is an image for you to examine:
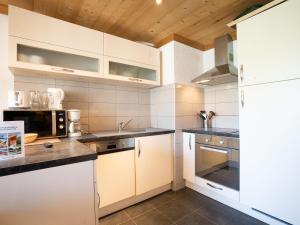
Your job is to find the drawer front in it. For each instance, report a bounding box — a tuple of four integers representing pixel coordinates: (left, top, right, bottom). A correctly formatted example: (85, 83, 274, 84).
(212, 136, 229, 148)
(195, 177, 239, 201)
(196, 134, 212, 145)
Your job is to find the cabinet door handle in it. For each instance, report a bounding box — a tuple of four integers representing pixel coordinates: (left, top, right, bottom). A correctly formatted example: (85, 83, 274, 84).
(51, 67, 74, 73)
(241, 89, 245, 108)
(97, 192, 100, 208)
(207, 183, 223, 191)
(128, 77, 139, 82)
(189, 135, 192, 150)
(138, 139, 141, 157)
(240, 64, 244, 83)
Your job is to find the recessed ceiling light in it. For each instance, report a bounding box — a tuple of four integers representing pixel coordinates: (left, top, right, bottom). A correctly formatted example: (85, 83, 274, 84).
(156, 0, 162, 5)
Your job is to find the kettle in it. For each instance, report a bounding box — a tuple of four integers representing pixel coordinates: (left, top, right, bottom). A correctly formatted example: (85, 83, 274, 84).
(47, 88, 65, 110)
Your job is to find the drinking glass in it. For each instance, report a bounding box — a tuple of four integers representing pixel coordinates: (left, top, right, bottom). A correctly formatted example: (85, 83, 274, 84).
(29, 90, 41, 109)
(41, 91, 49, 109)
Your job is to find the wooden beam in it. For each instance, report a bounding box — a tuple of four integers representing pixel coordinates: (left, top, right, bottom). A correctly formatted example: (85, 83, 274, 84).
(0, 4, 8, 14)
(155, 33, 210, 51)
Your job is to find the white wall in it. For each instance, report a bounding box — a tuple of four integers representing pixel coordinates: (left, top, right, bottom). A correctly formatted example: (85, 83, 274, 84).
(0, 15, 14, 121)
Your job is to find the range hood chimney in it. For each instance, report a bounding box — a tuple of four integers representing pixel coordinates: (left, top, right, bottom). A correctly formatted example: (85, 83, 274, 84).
(192, 34, 238, 85)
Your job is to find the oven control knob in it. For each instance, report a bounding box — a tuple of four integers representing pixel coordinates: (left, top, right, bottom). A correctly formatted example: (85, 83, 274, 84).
(59, 125, 64, 129)
(59, 117, 64, 122)
(219, 140, 224, 145)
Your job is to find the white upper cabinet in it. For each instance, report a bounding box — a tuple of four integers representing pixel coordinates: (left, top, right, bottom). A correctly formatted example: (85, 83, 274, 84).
(237, 0, 300, 86)
(9, 5, 103, 54)
(104, 34, 160, 86)
(183, 133, 195, 183)
(9, 36, 103, 78)
(104, 34, 159, 66)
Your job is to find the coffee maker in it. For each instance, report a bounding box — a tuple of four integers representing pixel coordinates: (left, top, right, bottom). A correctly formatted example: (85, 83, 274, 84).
(67, 109, 81, 137)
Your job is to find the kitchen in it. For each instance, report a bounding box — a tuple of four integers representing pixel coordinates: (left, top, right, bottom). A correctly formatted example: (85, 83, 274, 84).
(0, 0, 299, 225)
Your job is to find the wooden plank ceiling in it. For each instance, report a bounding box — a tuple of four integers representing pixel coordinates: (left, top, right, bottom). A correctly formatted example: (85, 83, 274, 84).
(0, 0, 271, 50)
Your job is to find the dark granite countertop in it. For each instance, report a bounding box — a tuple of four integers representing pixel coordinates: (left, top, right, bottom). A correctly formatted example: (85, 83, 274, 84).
(0, 139, 97, 177)
(182, 128, 239, 138)
(0, 128, 174, 177)
(77, 128, 175, 143)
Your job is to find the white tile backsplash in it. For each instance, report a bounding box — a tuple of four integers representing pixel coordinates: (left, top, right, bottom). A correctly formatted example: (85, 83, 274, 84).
(203, 82, 239, 129)
(13, 75, 151, 132)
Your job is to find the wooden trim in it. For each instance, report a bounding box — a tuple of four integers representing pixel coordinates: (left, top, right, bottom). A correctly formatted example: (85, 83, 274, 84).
(155, 34, 176, 49)
(227, 0, 286, 27)
(0, 4, 8, 15)
(155, 33, 208, 51)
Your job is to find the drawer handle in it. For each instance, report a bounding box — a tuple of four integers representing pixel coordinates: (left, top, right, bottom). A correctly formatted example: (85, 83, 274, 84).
(240, 64, 244, 83)
(207, 183, 223, 191)
(138, 139, 141, 157)
(189, 135, 192, 150)
(51, 67, 74, 73)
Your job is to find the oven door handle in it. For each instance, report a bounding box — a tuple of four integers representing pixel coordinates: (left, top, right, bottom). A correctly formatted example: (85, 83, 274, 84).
(200, 146, 228, 154)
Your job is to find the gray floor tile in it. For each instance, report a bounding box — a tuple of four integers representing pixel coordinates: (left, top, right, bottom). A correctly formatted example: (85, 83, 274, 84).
(99, 211, 130, 225)
(133, 209, 173, 225)
(147, 191, 174, 208)
(99, 188, 266, 225)
(176, 212, 217, 225)
(125, 201, 155, 218)
(156, 199, 192, 222)
(119, 220, 136, 225)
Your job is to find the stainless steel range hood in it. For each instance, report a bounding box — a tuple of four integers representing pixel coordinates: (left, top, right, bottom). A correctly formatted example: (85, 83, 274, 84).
(192, 34, 238, 86)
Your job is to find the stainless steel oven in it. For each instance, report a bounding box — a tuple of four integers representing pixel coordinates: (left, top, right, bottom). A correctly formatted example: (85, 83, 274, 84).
(195, 134, 239, 190)
(3, 110, 67, 139)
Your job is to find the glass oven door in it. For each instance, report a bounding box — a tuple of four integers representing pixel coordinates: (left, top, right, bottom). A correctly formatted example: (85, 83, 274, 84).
(195, 144, 239, 190)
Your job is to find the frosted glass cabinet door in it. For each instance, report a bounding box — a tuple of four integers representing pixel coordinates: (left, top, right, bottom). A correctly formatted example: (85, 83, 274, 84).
(237, 0, 300, 86)
(239, 79, 300, 224)
(9, 36, 103, 78)
(104, 56, 160, 86)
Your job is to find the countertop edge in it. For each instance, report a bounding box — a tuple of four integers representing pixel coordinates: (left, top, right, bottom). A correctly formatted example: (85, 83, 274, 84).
(0, 153, 97, 177)
(182, 129, 239, 138)
(79, 130, 175, 143)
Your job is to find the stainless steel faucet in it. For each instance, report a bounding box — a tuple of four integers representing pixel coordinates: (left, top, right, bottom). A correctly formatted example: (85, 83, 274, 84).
(118, 119, 133, 132)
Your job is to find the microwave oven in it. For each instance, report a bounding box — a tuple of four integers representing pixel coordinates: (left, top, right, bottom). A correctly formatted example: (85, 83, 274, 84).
(3, 110, 67, 139)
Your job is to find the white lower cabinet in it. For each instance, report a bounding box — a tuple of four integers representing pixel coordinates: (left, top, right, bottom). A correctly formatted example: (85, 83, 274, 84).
(183, 133, 195, 183)
(96, 150, 135, 208)
(239, 80, 300, 224)
(135, 134, 173, 195)
(0, 161, 96, 225)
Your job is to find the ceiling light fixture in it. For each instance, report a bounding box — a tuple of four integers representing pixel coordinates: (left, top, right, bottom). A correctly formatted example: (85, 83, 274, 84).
(196, 79, 210, 84)
(156, 0, 162, 5)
